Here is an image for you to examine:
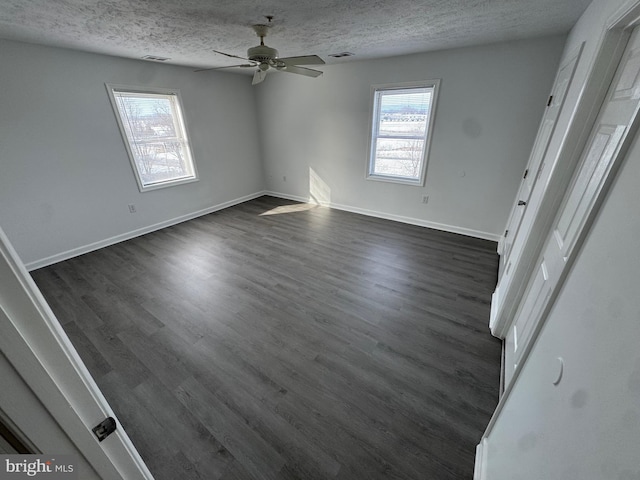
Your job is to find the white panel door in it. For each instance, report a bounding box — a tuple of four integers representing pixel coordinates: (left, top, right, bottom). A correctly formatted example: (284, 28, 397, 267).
(504, 27, 640, 383)
(500, 47, 582, 269)
(550, 28, 640, 267)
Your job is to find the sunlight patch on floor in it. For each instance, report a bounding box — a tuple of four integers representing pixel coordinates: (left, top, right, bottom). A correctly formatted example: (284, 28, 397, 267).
(259, 203, 319, 216)
(260, 168, 332, 216)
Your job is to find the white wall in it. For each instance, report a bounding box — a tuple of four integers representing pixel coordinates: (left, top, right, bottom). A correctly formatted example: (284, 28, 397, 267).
(0, 35, 566, 265)
(481, 123, 640, 480)
(255, 36, 566, 239)
(0, 39, 263, 266)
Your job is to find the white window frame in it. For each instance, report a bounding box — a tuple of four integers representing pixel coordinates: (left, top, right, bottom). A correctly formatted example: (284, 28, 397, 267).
(366, 80, 440, 186)
(106, 84, 199, 192)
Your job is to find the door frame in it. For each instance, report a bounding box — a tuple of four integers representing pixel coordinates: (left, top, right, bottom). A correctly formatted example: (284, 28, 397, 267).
(0, 225, 153, 479)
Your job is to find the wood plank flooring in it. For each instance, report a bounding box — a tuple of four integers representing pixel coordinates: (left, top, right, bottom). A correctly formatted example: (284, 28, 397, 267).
(31, 196, 501, 480)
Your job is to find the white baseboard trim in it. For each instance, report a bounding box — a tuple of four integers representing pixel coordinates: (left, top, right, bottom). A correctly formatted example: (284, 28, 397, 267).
(26, 191, 267, 271)
(28, 190, 498, 270)
(264, 191, 500, 242)
(263, 191, 311, 204)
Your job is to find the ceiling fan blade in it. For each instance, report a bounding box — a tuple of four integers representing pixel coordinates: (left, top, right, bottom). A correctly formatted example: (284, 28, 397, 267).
(279, 55, 325, 66)
(252, 69, 268, 85)
(194, 63, 256, 72)
(279, 65, 323, 78)
(212, 49, 252, 61)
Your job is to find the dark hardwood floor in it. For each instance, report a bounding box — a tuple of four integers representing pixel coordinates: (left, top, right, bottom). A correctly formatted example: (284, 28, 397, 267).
(31, 196, 501, 480)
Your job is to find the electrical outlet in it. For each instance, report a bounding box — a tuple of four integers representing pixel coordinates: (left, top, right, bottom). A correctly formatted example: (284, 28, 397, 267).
(128, 204, 136, 213)
(421, 195, 429, 204)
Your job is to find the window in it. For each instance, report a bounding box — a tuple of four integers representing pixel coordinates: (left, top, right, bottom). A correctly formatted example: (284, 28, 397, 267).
(367, 81, 439, 185)
(106, 84, 198, 191)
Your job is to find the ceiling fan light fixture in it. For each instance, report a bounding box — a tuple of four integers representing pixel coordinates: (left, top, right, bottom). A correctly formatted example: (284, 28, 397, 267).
(252, 69, 268, 85)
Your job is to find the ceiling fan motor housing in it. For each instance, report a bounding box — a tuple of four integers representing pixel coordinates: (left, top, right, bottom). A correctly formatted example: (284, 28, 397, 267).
(247, 44, 279, 64)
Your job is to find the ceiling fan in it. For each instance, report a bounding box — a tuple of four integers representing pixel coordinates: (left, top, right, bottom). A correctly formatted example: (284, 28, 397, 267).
(196, 16, 325, 85)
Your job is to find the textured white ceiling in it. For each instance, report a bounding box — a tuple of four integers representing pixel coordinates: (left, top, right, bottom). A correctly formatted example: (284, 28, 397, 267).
(0, 0, 591, 71)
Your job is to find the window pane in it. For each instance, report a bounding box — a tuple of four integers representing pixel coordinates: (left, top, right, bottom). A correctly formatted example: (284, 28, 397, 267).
(117, 96, 178, 140)
(133, 140, 193, 186)
(373, 138, 425, 178)
(110, 87, 198, 190)
(377, 90, 431, 137)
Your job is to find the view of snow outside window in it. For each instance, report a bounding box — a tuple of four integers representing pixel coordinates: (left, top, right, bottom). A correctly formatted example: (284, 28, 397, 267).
(371, 87, 432, 180)
(113, 91, 195, 188)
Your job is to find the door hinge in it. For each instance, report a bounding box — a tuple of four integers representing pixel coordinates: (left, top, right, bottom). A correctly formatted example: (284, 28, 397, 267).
(523, 169, 529, 179)
(92, 417, 117, 442)
(504, 229, 509, 238)
(547, 95, 554, 106)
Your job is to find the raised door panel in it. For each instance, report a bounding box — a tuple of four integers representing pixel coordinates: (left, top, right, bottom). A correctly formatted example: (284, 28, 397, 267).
(553, 125, 626, 257)
(512, 258, 551, 366)
(612, 43, 640, 100)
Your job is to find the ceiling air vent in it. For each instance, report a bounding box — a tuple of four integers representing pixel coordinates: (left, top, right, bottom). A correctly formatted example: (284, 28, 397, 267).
(328, 52, 355, 58)
(141, 55, 170, 62)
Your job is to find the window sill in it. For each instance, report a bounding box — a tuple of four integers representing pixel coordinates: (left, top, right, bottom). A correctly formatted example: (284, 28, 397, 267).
(137, 176, 199, 193)
(366, 174, 425, 187)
